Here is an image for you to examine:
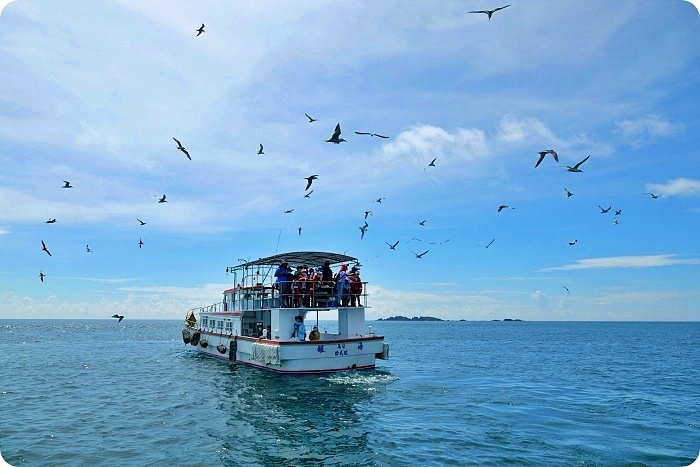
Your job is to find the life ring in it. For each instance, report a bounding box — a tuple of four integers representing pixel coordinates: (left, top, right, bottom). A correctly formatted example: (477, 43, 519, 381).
(217, 344, 227, 354)
(182, 329, 191, 344)
(190, 331, 201, 346)
(228, 338, 237, 362)
(200, 339, 208, 348)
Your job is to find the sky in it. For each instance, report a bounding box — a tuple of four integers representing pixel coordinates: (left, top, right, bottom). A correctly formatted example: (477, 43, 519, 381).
(0, 0, 699, 321)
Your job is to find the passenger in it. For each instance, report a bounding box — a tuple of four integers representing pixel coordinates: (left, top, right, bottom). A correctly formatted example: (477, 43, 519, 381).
(266, 325, 272, 340)
(308, 325, 321, 341)
(274, 260, 292, 307)
(322, 260, 333, 286)
(291, 315, 306, 341)
(334, 263, 349, 307)
(349, 267, 363, 306)
(294, 268, 311, 308)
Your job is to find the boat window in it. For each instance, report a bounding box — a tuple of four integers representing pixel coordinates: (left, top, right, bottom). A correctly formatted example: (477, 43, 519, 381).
(226, 321, 232, 332)
(202, 317, 208, 327)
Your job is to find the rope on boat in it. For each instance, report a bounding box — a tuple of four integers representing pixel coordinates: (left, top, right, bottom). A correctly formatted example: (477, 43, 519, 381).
(251, 342, 280, 365)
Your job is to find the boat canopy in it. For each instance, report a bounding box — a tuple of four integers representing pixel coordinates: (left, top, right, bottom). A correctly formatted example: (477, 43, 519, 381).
(229, 251, 357, 272)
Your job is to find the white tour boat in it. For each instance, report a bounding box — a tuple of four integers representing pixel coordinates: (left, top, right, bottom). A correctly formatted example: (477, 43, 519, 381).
(181, 251, 389, 374)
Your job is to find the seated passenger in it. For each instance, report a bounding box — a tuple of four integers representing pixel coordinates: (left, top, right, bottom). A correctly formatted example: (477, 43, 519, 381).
(309, 325, 321, 341)
(291, 315, 306, 341)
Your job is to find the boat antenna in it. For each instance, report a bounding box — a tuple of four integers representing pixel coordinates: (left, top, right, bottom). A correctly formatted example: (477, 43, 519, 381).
(275, 228, 282, 254)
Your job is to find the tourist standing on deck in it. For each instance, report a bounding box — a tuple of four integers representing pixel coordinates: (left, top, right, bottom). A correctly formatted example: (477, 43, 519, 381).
(291, 315, 306, 341)
(322, 260, 333, 286)
(349, 267, 363, 306)
(334, 263, 349, 307)
(275, 260, 292, 307)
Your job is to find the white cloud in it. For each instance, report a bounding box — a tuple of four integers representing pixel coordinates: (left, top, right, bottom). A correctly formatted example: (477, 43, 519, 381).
(497, 116, 559, 144)
(615, 115, 681, 144)
(645, 178, 700, 197)
(542, 254, 700, 271)
(381, 125, 488, 165)
(531, 290, 551, 312)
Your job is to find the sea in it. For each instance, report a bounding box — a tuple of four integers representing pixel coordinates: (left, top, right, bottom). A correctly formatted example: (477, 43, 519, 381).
(0, 320, 698, 466)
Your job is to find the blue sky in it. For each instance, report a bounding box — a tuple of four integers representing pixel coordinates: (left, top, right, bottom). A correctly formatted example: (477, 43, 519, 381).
(1, 0, 699, 321)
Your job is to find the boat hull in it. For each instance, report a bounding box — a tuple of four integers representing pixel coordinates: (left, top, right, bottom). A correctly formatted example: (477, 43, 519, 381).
(184, 328, 386, 374)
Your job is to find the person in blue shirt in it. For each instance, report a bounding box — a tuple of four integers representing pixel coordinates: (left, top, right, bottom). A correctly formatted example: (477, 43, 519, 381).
(291, 315, 306, 341)
(275, 261, 292, 307)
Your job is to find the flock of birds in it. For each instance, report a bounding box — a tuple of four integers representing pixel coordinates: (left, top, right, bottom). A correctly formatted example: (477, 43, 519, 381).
(32, 5, 670, 316)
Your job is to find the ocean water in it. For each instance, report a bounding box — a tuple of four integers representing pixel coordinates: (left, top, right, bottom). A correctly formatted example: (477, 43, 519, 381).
(0, 320, 698, 466)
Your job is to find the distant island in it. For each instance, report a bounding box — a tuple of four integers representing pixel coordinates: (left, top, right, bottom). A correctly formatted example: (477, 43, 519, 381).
(377, 316, 443, 321)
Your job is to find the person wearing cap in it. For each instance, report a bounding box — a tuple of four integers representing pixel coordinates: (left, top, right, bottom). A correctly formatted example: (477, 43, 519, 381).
(349, 267, 363, 306)
(308, 325, 321, 341)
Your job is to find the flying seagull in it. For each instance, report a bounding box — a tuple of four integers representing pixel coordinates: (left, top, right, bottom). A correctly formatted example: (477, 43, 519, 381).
(424, 157, 437, 170)
(566, 155, 590, 172)
(157, 194, 167, 203)
(137, 219, 146, 226)
(359, 222, 368, 239)
(41, 240, 52, 256)
(284, 209, 294, 214)
(364, 210, 372, 220)
(258, 144, 264, 155)
(386, 240, 400, 250)
(480, 238, 495, 249)
(305, 113, 317, 122)
(196, 23, 205, 36)
(298, 226, 302, 236)
(111, 314, 125, 322)
(407, 237, 421, 244)
(86, 245, 91, 253)
(568, 239, 577, 246)
(173, 138, 191, 160)
(429, 239, 451, 245)
(418, 220, 426, 226)
(412, 250, 429, 258)
(39, 270, 45, 282)
(304, 190, 313, 198)
(374, 197, 385, 203)
(138, 238, 143, 249)
(45, 218, 57, 224)
(354, 132, 389, 138)
(643, 192, 665, 199)
(304, 175, 319, 191)
(469, 4, 511, 19)
(562, 286, 570, 295)
(535, 149, 559, 168)
(614, 209, 622, 216)
(326, 123, 346, 144)
(62, 180, 73, 188)
(497, 205, 513, 212)
(565, 188, 574, 198)
(599, 205, 611, 213)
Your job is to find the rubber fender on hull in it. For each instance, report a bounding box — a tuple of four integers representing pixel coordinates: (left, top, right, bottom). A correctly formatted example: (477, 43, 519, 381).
(190, 331, 200, 346)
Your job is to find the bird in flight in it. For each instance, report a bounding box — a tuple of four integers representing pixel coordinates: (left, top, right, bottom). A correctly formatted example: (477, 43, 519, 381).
(424, 158, 437, 170)
(386, 240, 400, 250)
(173, 138, 191, 160)
(359, 222, 368, 239)
(305, 113, 317, 122)
(137, 219, 146, 226)
(86, 245, 91, 253)
(62, 180, 73, 188)
(566, 155, 590, 172)
(599, 205, 611, 213)
(196, 24, 205, 36)
(412, 250, 429, 258)
(157, 194, 167, 203)
(562, 286, 570, 295)
(111, 314, 125, 322)
(284, 209, 294, 214)
(354, 131, 389, 139)
(407, 237, 421, 244)
(304, 175, 319, 190)
(326, 123, 346, 144)
(481, 238, 495, 249)
(138, 238, 144, 249)
(497, 205, 513, 212)
(39, 270, 45, 282)
(613, 218, 619, 225)
(418, 220, 426, 226)
(41, 240, 52, 256)
(258, 144, 264, 155)
(565, 188, 574, 198)
(643, 192, 665, 199)
(374, 197, 385, 203)
(469, 4, 511, 19)
(45, 218, 57, 224)
(614, 209, 622, 216)
(364, 210, 372, 220)
(304, 190, 313, 198)
(298, 226, 302, 236)
(568, 239, 578, 246)
(535, 149, 559, 168)
(429, 239, 451, 245)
